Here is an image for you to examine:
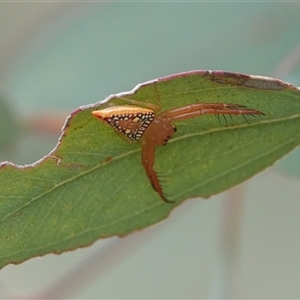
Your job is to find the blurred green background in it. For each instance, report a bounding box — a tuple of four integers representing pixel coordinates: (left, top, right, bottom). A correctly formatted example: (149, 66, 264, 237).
(0, 2, 299, 299)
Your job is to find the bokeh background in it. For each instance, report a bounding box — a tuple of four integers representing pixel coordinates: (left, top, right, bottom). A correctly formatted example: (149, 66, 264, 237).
(0, 2, 300, 299)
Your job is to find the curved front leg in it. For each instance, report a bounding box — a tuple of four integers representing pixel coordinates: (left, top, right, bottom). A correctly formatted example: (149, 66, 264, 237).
(141, 139, 174, 203)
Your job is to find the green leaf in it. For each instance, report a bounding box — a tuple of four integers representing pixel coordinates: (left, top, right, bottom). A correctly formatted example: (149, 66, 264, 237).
(0, 70, 299, 269)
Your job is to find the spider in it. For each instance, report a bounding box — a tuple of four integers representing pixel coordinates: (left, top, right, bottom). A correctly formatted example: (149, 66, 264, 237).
(92, 95, 264, 203)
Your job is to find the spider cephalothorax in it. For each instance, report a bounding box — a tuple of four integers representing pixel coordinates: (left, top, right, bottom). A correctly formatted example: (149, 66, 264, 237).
(92, 98, 264, 203)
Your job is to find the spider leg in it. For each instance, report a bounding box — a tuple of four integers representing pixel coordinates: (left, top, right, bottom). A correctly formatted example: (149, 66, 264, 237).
(162, 103, 264, 122)
(141, 139, 174, 203)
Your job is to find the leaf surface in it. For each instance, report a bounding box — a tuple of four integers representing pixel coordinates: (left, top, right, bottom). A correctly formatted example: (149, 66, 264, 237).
(1, 70, 299, 269)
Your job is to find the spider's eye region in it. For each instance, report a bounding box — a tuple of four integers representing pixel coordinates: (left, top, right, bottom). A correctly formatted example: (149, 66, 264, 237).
(105, 111, 155, 141)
